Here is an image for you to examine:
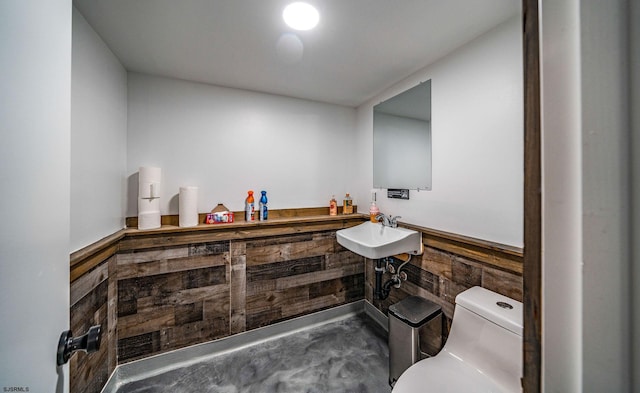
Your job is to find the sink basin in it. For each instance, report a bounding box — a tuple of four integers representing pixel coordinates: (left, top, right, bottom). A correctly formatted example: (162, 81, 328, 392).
(336, 221, 423, 259)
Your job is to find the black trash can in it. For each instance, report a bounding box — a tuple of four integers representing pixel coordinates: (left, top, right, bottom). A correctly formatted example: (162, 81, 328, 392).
(388, 296, 442, 387)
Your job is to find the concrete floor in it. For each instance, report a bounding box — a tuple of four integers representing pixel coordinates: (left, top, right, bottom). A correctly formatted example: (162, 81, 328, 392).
(115, 313, 391, 393)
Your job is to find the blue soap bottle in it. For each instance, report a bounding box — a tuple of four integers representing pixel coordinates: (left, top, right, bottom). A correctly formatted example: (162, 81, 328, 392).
(259, 191, 268, 221)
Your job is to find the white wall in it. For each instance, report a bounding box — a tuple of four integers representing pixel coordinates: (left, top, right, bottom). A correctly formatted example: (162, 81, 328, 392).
(0, 0, 71, 391)
(542, 0, 635, 391)
(355, 15, 523, 247)
(71, 7, 127, 252)
(540, 1, 583, 391)
(126, 73, 357, 216)
(579, 0, 631, 390)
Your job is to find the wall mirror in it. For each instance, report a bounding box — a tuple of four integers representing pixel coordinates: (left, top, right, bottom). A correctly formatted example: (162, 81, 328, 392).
(373, 80, 432, 190)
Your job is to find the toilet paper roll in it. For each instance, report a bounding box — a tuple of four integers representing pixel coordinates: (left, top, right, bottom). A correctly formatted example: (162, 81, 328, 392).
(138, 196, 160, 215)
(139, 167, 161, 199)
(179, 186, 199, 228)
(138, 211, 161, 230)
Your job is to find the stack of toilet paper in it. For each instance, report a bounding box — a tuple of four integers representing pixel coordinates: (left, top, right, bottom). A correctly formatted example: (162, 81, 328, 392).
(138, 166, 161, 230)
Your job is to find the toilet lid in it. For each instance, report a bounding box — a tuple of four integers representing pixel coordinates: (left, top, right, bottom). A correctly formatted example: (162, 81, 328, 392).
(392, 354, 512, 393)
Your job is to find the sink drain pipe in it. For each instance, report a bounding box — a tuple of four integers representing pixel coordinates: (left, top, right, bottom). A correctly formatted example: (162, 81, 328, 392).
(374, 258, 387, 300)
(380, 276, 399, 299)
(375, 255, 412, 300)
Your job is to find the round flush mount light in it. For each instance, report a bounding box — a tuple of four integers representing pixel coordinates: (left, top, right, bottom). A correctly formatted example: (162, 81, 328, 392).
(283, 2, 319, 31)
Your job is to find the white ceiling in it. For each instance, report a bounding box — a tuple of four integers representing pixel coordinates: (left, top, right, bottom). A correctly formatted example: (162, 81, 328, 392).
(73, 0, 520, 107)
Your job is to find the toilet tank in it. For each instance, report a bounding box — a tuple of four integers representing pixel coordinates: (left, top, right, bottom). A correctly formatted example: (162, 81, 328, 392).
(443, 286, 523, 392)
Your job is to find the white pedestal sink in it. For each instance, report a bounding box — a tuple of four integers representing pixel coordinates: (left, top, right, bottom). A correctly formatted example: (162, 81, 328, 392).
(336, 221, 423, 259)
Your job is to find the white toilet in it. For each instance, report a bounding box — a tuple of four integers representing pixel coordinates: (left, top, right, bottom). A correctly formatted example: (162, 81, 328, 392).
(392, 286, 523, 392)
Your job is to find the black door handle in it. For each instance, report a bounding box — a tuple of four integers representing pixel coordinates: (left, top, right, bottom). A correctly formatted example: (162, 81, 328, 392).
(56, 325, 102, 366)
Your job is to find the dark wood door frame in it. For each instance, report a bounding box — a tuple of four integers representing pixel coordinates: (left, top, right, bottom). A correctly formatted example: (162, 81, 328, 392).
(522, 0, 541, 392)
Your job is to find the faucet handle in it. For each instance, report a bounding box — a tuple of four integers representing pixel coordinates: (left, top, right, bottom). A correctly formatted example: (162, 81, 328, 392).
(390, 216, 402, 227)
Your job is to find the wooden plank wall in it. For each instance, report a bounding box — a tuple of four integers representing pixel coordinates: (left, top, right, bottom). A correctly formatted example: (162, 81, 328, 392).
(113, 231, 363, 363)
(69, 256, 116, 393)
(244, 232, 364, 330)
(69, 215, 364, 393)
(70, 228, 366, 376)
(115, 241, 232, 362)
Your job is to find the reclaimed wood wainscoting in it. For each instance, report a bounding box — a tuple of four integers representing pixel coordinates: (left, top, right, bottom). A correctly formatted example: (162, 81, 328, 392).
(69, 212, 364, 393)
(69, 211, 523, 393)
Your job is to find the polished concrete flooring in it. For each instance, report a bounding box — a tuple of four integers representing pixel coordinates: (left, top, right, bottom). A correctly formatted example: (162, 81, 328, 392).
(116, 313, 391, 393)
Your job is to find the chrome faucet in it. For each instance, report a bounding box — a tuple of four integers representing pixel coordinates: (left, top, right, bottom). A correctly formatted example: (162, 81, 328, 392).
(376, 213, 401, 228)
(376, 213, 391, 227)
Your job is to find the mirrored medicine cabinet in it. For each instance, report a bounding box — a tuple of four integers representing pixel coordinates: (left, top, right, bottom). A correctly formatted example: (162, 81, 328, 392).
(373, 80, 432, 190)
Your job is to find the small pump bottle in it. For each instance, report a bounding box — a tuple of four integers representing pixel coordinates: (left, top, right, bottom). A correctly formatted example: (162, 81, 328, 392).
(329, 195, 338, 216)
(369, 192, 380, 223)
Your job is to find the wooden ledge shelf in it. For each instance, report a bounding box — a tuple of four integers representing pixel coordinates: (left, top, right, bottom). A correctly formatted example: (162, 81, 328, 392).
(70, 211, 366, 282)
(124, 206, 359, 229)
(118, 213, 367, 252)
(124, 213, 366, 236)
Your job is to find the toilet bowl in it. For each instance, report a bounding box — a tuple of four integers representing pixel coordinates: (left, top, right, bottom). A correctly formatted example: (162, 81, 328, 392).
(392, 286, 523, 392)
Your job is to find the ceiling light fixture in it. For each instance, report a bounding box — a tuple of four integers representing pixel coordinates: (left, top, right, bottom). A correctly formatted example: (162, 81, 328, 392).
(282, 2, 319, 31)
